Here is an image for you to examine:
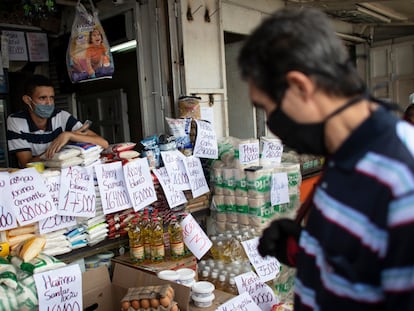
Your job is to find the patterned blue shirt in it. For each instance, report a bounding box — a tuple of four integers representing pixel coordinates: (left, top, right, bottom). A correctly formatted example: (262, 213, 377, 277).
(295, 107, 414, 310)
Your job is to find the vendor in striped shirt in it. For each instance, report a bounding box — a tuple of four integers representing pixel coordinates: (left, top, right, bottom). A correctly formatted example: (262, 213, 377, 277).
(7, 74, 108, 168)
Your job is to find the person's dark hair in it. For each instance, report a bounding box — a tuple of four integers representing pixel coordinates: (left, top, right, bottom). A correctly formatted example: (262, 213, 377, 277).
(23, 74, 53, 97)
(403, 104, 414, 121)
(238, 7, 366, 105)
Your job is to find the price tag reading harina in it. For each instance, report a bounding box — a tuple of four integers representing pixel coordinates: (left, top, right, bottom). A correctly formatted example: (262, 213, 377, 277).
(153, 167, 187, 208)
(216, 291, 261, 311)
(0, 172, 17, 230)
(161, 150, 191, 191)
(183, 156, 209, 198)
(271, 172, 290, 206)
(193, 119, 218, 159)
(58, 166, 96, 218)
(10, 168, 56, 226)
(34, 264, 82, 311)
(95, 161, 132, 215)
(181, 214, 212, 260)
(39, 175, 77, 234)
(239, 142, 260, 165)
(235, 271, 278, 311)
(241, 237, 280, 283)
(124, 158, 157, 211)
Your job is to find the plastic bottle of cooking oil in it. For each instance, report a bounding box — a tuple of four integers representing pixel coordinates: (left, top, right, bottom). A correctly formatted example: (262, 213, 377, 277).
(168, 215, 185, 260)
(227, 276, 238, 295)
(128, 218, 145, 263)
(216, 274, 227, 291)
(150, 217, 165, 262)
(141, 215, 151, 261)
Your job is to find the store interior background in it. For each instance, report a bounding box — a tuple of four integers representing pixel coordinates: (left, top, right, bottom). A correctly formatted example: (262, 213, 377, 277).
(1, 0, 414, 168)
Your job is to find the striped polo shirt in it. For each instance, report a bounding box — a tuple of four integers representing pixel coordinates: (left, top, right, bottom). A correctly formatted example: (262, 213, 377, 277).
(294, 107, 414, 310)
(7, 109, 82, 157)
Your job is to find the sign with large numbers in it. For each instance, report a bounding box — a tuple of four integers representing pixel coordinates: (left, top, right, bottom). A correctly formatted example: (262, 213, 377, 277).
(183, 156, 209, 198)
(239, 141, 260, 165)
(123, 158, 157, 211)
(193, 120, 218, 159)
(153, 167, 187, 209)
(34, 264, 82, 311)
(261, 139, 283, 164)
(2, 30, 28, 61)
(180, 213, 212, 259)
(235, 271, 278, 311)
(10, 168, 56, 226)
(95, 162, 132, 214)
(161, 150, 190, 190)
(58, 166, 96, 218)
(26, 32, 49, 62)
(241, 237, 280, 283)
(39, 175, 76, 234)
(0, 172, 17, 231)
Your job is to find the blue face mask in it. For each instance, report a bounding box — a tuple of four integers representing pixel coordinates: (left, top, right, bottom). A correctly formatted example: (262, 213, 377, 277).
(30, 100, 55, 119)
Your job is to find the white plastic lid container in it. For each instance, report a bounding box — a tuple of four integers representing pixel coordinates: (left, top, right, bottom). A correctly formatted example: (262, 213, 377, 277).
(192, 293, 215, 308)
(176, 268, 196, 286)
(157, 270, 180, 282)
(191, 281, 215, 298)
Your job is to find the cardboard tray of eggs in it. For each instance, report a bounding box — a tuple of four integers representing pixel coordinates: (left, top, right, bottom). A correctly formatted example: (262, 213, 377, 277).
(120, 284, 179, 311)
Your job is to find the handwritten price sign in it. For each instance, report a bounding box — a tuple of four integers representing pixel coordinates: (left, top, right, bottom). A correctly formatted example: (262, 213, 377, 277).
(261, 139, 283, 164)
(181, 214, 212, 259)
(216, 291, 261, 311)
(0, 172, 17, 230)
(95, 162, 132, 215)
(161, 150, 190, 191)
(10, 168, 56, 226)
(58, 166, 96, 218)
(153, 167, 187, 208)
(235, 271, 278, 311)
(123, 158, 157, 211)
(39, 175, 76, 234)
(271, 172, 290, 206)
(34, 264, 82, 311)
(239, 142, 260, 165)
(241, 237, 280, 283)
(193, 120, 218, 159)
(183, 156, 209, 198)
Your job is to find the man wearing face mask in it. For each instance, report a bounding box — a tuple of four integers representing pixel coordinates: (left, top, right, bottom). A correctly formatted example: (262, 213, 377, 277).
(7, 74, 109, 168)
(238, 7, 414, 311)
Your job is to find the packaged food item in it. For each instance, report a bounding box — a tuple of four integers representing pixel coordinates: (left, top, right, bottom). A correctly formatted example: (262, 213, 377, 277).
(178, 96, 201, 119)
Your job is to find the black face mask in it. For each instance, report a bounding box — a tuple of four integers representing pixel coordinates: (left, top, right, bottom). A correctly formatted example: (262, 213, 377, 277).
(266, 94, 367, 155)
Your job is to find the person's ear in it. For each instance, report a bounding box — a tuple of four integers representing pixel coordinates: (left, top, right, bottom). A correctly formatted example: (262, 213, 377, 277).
(22, 95, 33, 108)
(285, 71, 315, 100)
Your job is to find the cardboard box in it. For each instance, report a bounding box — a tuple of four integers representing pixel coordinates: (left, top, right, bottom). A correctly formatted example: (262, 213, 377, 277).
(82, 266, 113, 311)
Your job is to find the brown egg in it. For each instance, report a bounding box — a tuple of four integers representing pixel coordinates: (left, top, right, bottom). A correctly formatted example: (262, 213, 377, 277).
(166, 290, 173, 300)
(160, 296, 171, 307)
(130, 299, 140, 310)
(170, 304, 179, 311)
(150, 298, 160, 308)
(167, 286, 175, 298)
(121, 300, 130, 311)
(140, 299, 150, 309)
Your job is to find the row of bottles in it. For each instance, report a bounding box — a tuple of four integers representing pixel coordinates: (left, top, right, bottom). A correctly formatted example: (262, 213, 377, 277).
(127, 208, 186, 263)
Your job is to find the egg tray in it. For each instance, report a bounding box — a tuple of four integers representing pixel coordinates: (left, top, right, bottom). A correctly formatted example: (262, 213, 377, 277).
(121, 284, 180, 311)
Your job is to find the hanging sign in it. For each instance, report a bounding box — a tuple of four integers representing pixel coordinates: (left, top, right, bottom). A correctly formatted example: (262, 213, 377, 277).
(58, 166, 96, 218)
(181, 213, 212, 260)
(161, 150, 191, 190)
(123, 158, 157, 211)
(183, 155, 209, 198)
(193, 120, 218, 159)
(153, 167, 187, 209)
(26, 32, 49, 62)
(241, 237, 280, 283)
(39, 175, 77, 234)
(34, 264, 82, 311)
(0, 172, 17, 231)
(2, 30, 28, 61)
(95, 161, 131, 214)
(10, 168, 55, 226)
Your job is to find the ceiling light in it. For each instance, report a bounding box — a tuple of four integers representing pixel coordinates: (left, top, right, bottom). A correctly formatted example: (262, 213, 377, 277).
(356, 5, 391, 23)
(110, 40, 137, 53)
(336, 32, 366, 43)
(358, 2, 408, 21)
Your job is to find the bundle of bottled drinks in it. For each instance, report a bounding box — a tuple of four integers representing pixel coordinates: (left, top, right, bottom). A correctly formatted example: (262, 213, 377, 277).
(126, 207, 190, 263)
